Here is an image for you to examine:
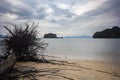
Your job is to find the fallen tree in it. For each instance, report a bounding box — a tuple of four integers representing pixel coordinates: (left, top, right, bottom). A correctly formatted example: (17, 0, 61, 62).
(0, 22, 77, 80)
(0, 22, 48, 78)
(1, 22, 48, 62)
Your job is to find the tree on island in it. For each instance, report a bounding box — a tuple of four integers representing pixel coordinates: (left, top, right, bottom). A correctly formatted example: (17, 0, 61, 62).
(44, 33, 57, 38)
(93, 26, 120, 38)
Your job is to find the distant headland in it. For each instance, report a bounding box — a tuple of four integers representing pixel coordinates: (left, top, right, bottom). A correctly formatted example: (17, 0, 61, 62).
(93, 26, 120, 38)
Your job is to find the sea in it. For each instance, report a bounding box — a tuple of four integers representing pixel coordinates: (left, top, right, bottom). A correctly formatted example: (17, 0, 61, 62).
(44, 38, 120, 63)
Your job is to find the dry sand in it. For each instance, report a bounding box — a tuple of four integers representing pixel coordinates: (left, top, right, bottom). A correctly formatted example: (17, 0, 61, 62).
(16, 59, 120, 80)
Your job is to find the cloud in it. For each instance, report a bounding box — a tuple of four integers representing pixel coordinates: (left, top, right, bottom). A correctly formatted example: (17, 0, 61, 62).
(0, 0, 120, 36)
(0, 13, 18, 20)
(56, 3, 70, 9)
(7, 0, 23, 6)
(70, 0, 108, 16)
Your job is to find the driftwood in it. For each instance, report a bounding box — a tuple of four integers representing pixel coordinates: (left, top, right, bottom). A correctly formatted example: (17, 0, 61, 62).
(0, 56, 77, 80)
(1, 54, 120, 80)
(2, 52, 81, 80)
(0, 54, 75, 80)
(0, 53, 16, 75)
(0, 22, 49, 79)
(1, 58, 120, 80)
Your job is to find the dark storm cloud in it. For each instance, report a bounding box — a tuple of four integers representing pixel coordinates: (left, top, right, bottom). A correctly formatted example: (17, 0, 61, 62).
(0, 0, 31, 19)
(108, 0, 120, 17)
(0, 0, 47, 20)
(0, 0, 13, 14)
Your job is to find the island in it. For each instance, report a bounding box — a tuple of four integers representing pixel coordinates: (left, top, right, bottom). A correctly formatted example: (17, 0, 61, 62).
(44, 33, 57, 38)
(93, 26, 120, 38)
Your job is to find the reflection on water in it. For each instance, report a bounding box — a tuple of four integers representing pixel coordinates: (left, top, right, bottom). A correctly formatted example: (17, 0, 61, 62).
(45, 38, 120, 63)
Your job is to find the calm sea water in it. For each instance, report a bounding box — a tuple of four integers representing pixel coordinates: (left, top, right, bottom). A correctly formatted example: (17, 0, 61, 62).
(44, 38, 120, 63)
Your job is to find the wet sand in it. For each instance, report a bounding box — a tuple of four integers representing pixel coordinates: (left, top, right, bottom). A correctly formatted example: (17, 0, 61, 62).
(16, 59, 120, 80)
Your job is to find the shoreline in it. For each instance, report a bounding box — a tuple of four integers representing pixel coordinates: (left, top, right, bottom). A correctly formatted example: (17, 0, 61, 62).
(44, 54, 120, 64)
(16, 58, 120, 80)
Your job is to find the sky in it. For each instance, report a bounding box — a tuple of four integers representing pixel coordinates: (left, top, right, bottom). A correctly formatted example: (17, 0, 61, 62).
(0, 0, 120, 37)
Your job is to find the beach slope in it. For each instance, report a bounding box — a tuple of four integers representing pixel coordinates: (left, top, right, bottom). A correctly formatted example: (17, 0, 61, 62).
(15, 59, 120, 80)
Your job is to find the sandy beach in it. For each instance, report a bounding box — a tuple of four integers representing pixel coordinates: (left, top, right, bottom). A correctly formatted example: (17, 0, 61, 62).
(15, 59, 120, 80)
